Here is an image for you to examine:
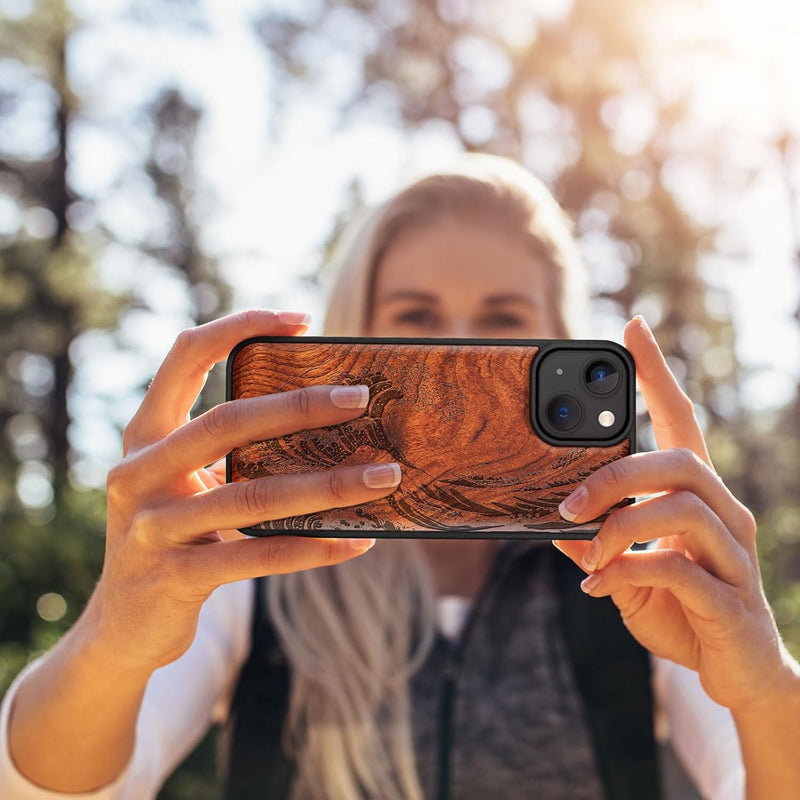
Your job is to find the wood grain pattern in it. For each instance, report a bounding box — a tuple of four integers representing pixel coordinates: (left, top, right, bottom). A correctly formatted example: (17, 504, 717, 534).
(229, 341, 631, 537)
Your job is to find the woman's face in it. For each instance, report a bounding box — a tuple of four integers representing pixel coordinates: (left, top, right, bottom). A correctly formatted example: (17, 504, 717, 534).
(368, 217, 560, 339)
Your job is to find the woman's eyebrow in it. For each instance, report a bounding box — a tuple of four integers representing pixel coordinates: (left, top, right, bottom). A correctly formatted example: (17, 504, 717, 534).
(378, 290, 439, 304)
(484, 293, 542, 308)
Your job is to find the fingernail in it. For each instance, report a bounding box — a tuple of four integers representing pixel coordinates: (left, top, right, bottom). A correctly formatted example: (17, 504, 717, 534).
(330, 385, 369, 409)
(580, 573, 601, 594)
(277, 311, 312, 326)
(552, 539, 565, 554)
(363, 462, 401, 489)
(581, 538, 602, 571)
(633, 314, 653, 337)
(559, 486, 588, 521)
(350, 538, 376, 552)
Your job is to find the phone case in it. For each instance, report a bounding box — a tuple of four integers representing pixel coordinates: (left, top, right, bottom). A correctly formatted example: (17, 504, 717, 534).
(226, 337, 635, 539)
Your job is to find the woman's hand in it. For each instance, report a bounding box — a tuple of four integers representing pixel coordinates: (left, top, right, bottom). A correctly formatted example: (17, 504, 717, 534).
(553, 315, 799, 716)
(88, 310, 402, 675)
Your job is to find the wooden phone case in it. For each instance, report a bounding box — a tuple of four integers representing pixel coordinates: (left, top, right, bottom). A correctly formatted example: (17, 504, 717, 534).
(226, 338, 634, 539)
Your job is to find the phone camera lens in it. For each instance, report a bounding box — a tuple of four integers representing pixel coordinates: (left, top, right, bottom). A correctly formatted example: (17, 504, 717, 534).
(545, 394, 582, 431)
(585, 360, 619, 395)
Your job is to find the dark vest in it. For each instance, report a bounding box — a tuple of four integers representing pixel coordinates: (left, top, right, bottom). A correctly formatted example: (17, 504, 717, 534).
(222, 544, 663, 800)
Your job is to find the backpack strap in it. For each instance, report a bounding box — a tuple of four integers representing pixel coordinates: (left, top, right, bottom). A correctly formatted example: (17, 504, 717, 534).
(556, 554, 663, 800)
(223, 576, 295, 800)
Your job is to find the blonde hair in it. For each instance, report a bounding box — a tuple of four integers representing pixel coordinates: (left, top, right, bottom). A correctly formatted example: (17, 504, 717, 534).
(266, 154, 590, 800)
(323, 153, 589, 338)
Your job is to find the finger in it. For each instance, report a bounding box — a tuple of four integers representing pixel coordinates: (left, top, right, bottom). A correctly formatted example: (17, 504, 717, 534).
(578, 548, 736, 624)
(574, 555, 701, 665)
(558, 449, 753, 548)
(189, 535, 377, 591)
(138, 384, 370, 482)
(197, 462, 225, 491)
(552, 538, 591, 568)
(126, 309, 311, 449)
(580, 491, 750, 586)
(624, 316, 712, 468)
(205, 458, 227, 485)
(135, 462, 402, 544)
(197, 456, 245, 541)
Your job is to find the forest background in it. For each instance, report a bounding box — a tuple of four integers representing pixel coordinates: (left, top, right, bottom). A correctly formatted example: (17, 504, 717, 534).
(2, 0, 800, 796)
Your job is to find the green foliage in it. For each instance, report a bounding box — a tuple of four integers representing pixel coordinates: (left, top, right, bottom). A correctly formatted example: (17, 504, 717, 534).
(0, 0, 232, 791)
(0, 485, 106, 695)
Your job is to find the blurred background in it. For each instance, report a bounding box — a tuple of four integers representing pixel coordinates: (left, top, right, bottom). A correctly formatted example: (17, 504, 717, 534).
(1, 0, 799, 796)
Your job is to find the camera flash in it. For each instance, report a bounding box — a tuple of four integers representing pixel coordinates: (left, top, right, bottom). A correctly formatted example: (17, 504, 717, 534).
(598, 410, 615, 427)
(556, 368, 564, 375)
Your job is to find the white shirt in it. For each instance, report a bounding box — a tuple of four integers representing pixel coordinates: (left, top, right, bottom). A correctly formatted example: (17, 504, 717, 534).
(0, 580, 745, 799)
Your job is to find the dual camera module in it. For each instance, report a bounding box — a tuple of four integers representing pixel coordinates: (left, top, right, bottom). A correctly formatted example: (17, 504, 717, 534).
(531, 345, 632, 446)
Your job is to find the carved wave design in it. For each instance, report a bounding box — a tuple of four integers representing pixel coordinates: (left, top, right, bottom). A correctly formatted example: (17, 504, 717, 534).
(230, 342, 630, 534)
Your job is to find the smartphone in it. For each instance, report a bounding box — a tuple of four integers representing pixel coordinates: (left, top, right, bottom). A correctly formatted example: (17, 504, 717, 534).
(226, 337, 635, 540)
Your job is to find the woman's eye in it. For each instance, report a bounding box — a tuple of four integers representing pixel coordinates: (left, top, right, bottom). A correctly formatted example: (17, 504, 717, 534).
(393, 308, 441, 328)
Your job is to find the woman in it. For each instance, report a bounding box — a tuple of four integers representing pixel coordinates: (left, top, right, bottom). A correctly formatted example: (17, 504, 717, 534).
(2, 155, 799, 800)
